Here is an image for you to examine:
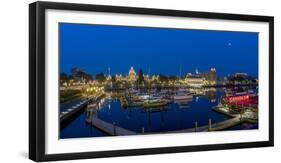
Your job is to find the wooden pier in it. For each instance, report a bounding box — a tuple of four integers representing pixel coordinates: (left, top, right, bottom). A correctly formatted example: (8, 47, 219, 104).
(60, 99, 90, 124)
(86, 116, 136, 136)
(168, 116, 243, 133)
(60, 93, 105, 124)
(85, 94, 137, 136)
(83, 98, 255, 136)
(85, 113, 251, 136)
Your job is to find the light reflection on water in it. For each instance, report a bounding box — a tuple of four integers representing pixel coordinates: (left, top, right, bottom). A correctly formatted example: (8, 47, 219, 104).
(60, 87, 258, 139)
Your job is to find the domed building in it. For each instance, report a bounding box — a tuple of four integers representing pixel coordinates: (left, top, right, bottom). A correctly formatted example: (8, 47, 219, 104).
(127, 66, 137, 82)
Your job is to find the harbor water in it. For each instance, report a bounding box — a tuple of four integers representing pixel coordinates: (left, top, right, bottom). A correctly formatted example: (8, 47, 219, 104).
(60, 88, 258, 139)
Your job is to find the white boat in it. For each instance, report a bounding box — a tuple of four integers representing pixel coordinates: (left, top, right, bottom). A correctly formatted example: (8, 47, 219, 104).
(173, 94, 193, 100)
(144, 96, 162, 102)
(128, 88, 139, 94)
(173, 89, 193, 101)
(138, 94, 150, 100)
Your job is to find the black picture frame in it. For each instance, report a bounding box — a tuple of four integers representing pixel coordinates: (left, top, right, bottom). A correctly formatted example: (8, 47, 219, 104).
(29, 1, 274, 162)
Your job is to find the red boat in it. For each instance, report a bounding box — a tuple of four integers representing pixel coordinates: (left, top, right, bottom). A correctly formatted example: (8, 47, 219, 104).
(222, 91, 258, 107)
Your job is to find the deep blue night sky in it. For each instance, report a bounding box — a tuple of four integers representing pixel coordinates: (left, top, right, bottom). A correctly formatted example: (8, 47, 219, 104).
(59, 23, 258, 78)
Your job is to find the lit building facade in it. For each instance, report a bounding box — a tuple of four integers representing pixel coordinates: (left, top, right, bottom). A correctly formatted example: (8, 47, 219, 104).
(127, 66, 137, 82)
(106, 75, 112, 81)
(184, 76, 206, 87)
(183, 68, 217, 87)
(151, 75, 159, 81)
(115, 74, 123, 81)
(144, 74, 150, 81)
(201, 68, 217, 85)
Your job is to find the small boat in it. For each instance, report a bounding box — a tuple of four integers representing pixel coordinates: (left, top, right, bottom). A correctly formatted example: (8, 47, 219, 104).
(128, 88, 139, 94)
(173, 89, 193, 101)
(138, 94, 150, 100)
(143, 97, 168, 108)
(143, 101, 167, 108)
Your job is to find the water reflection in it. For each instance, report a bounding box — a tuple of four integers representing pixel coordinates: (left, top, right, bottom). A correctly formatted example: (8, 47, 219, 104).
(60, 87, 258, 139)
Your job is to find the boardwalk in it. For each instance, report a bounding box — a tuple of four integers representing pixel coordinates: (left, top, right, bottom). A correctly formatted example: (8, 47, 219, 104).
(84, 101, 251, 135)
(87, 114, 242, 136)
(209, 116, 242, 131)
(60, 99, 91, 123)
(60, 93, 105, 123)
(86, 116, 136, 136)
(168, 116, 242, 133)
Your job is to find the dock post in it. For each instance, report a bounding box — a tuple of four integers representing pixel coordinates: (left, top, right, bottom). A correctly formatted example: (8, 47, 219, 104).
(195, 121, 198, 132)
(240, 112, 242, 121)
(88, 110, 91, 123)
(142, 127, 145, 134)
(113, 122, 116, 136)
(208, 119, 212, 131)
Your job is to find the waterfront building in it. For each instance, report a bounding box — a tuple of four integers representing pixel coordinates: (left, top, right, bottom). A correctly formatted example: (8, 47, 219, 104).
(115, 74, 123, 81)
(234, 73, 248, 77)
(184, 75, 206, 87)
(151, 75, 159, 81)
(106, 74, 112, 81)
(227, 73, 257, 85)
(183, 68, 217, 87)
(127, 66, 137, 82)
(186, 73, 192, 77)
(144, 74, 150, 81)
(201, 68, 217, 85)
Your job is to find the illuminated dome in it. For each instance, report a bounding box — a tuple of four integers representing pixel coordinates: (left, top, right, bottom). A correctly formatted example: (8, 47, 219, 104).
(128, 66, 137, 81)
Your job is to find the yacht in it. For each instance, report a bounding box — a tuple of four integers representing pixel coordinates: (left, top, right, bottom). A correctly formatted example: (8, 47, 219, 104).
(173, 89, 193, 101)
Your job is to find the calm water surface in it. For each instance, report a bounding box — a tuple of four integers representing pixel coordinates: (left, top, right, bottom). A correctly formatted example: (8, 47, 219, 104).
(60, 88, 258, 139)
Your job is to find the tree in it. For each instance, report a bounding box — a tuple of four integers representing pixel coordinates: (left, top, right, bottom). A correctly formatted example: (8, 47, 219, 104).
(228, 75, 247, 85)
(95, 73, 106, 83)
(158, 74, 168, 83)
(60, 72, 68, 80)
(71, 67, 87, 82)
(111, 75, 116, 83)
(84, 74, 93, 81)
(169, 75, 178, 82)
(137, 68, 144, 84)
(70, 67, 94, 83)
(60, 72, 69, 85)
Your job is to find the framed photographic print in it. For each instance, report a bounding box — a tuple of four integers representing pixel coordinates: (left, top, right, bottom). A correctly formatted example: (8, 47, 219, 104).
(29, 1, 274, 161)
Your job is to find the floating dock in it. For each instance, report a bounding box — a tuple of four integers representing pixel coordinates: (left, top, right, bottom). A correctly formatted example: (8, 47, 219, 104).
(168, 116, 242, 133)
(60, 93, 105, 125)
(86, 114, 136, 136)
(60, 99, 90, 124)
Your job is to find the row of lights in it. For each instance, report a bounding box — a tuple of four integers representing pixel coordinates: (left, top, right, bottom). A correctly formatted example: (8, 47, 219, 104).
(86, 86, 104, 93)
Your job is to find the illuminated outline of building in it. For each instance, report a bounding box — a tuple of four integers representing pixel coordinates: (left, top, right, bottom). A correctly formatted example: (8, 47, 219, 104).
(127, 66, 137, 82)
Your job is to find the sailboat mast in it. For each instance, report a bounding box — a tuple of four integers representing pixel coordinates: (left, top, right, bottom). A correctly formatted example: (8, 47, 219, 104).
(179, 64, 182, 79)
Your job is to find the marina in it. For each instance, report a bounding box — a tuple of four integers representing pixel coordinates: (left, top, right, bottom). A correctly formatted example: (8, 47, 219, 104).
(58, 23, 260, 139)
(60, 86, 258, 138)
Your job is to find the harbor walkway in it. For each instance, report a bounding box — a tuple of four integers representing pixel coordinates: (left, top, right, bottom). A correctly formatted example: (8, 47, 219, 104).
(86, 104, 136, 136)
(60, 93, 105, 123)
(168, 116, 242, 133)
(86, 116, 136, 136)
(84, 100, 254, 135)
